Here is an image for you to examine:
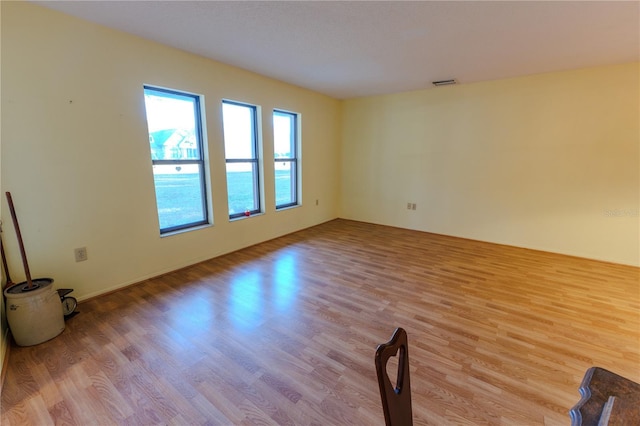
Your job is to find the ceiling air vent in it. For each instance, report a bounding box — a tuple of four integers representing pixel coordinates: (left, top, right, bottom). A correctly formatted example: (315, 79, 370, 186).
(432, 79, 457, 87)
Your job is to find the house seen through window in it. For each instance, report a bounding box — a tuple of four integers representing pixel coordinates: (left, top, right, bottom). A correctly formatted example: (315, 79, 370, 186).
(143, 86, 209, 234)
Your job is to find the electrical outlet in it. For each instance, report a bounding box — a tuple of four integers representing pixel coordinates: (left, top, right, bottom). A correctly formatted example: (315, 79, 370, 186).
(407, 202, 412, 210)
(74, 247, 88, 262)
(316, 199, 319, 206)
(412, 203, 417, 210)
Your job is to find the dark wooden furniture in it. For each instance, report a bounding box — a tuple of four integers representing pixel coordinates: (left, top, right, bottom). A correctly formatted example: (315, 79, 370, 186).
(375, 327, 413, 426)
(570, 367, 640, 425)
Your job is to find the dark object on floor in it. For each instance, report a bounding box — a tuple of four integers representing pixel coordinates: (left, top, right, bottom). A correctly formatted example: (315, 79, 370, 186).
(570, 366, 640, 425)
(375, 327, 413, 426)
(57, 288, 78, 317)
(63, 311, 80, 320)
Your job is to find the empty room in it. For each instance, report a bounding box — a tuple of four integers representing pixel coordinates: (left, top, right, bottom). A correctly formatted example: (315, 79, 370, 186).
(1, 1, 638, 425)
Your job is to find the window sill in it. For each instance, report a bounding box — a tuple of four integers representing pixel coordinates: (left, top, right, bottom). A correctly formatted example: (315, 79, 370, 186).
(276, 203, 301, 212)
(229, 212, 264, 222)
(160, 223, 212, 238)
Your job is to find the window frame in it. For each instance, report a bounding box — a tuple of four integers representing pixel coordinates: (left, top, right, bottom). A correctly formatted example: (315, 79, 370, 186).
(143, 85, 210, 235)
(222, 99, 262, 220)
(273, 109, 300, 210)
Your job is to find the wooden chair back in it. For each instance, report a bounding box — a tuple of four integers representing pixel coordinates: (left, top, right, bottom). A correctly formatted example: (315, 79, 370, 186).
(375, 327, 413, 426)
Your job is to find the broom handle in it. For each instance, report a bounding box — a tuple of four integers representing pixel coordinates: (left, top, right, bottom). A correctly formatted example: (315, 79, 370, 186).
(1, 235, 14, 290)
(5, 192, 33, 289)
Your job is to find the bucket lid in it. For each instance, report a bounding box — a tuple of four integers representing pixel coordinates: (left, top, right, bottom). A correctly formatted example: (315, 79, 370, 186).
(5, 278, 54, 295)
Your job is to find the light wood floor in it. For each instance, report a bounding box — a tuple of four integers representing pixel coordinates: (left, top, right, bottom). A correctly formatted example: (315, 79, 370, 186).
(2, 219, 638, 425)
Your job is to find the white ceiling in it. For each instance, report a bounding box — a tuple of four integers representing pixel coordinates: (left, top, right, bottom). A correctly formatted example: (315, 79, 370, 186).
(33, 1, 640, 99)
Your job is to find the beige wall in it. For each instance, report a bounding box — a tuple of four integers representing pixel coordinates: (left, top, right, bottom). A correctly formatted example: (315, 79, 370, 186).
(1, 2, 637, 321)
(1, 2, 341, 301)
(341, 63, 640, 266)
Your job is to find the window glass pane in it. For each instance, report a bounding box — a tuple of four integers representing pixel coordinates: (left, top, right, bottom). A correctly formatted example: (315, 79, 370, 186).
(275, 161, 296, 206)
(273, 112, 294, 158)
(222, 102, 255, 159)
(144, 90, 201, 161)
(223, 100, 261, 218)
(226, 162, 259, 215)
(274, 110, 298, 210)
(152, 164, 206, 230)
(143, 86, 209, 233)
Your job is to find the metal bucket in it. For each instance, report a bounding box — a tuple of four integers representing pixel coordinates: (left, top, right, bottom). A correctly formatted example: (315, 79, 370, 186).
(4, 278, 65, 346)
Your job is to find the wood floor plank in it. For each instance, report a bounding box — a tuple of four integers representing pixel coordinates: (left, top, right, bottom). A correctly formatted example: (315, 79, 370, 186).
(1, 219, 638, 425)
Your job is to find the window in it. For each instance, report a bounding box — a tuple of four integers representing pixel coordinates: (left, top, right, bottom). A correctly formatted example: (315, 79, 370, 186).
(273, 110, 300, 209)
(143, 86, 209, 234)
(222, 101, 261, 219)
